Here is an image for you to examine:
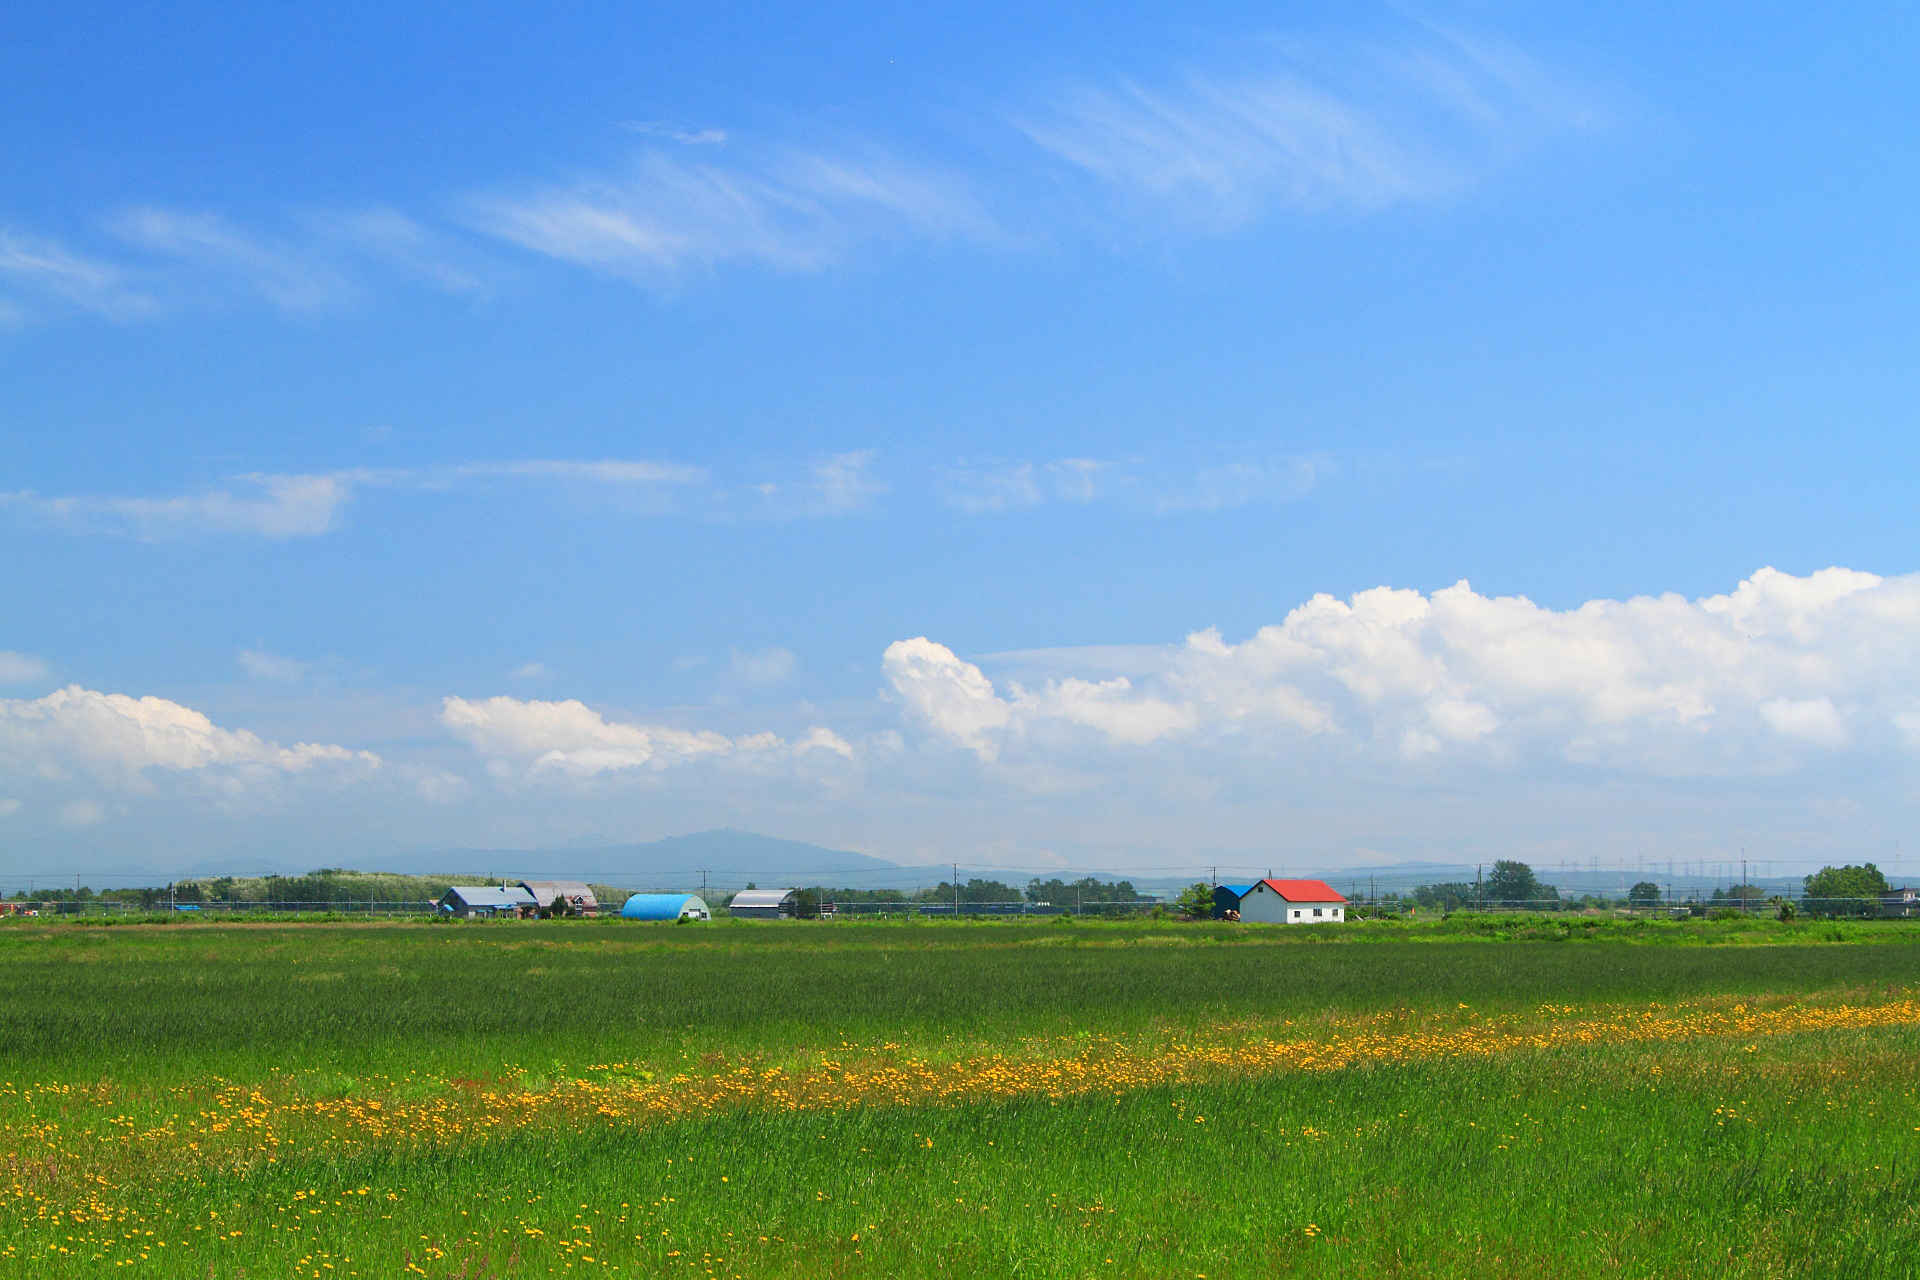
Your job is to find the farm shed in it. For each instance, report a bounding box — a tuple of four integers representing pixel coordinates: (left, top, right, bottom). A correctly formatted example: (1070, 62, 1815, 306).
(619, 893, 711, 921)
(1212, 884, 1253, 919)
(1237, 879, 1346, 924)
(438, 885, 537, 918)
(1883, 888, 1920, 919)
(728, 888, 798, 919)
(518, 880, 600, 917)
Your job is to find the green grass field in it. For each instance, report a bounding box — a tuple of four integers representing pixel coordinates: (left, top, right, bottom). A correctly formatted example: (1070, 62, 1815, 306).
(4, 916, 1919, 1277)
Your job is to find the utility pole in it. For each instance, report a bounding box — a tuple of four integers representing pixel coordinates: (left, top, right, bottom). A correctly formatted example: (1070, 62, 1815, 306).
(1476, 864, 1483, 912)
(699, 869, 709, 899)
(953, 863, 959, 916)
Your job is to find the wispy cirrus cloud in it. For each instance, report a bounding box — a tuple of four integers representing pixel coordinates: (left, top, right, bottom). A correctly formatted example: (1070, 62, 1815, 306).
(0, 472, 363, 539)
(0, 452, 879, 540)
(0, 230, 157, 322)
(939, 453, 1328, 514)
(0, 208, 484, 325)
(1019, 26, 1594, 230)
(469, 139, 990, 280)
(2, 24, 1594, 321)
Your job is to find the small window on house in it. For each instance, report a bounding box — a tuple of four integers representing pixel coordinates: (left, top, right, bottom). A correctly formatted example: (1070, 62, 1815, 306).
(1313, 907, 1323, 917)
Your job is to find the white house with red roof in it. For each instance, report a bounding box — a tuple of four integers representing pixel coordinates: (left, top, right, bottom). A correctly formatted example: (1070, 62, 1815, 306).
(1238, 878, 1347, 924)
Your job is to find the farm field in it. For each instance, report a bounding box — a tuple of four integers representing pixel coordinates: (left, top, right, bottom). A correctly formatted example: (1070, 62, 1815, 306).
(3, 918, 1919, 1277)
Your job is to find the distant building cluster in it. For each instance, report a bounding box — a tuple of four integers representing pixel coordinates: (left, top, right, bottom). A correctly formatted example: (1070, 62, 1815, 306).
(436, 881, 602, 919)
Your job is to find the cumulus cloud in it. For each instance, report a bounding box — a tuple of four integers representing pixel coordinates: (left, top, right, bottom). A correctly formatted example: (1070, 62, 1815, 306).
(441, 695, 852, 779)
(886, 568, 1920, 775)
(0, 685, 379, 785)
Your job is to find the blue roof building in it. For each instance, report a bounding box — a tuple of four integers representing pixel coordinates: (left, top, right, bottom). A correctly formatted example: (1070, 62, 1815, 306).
(619, 893, 711, 921)
(1213, 885, 1254, 919)
(438, 885, 537, 918)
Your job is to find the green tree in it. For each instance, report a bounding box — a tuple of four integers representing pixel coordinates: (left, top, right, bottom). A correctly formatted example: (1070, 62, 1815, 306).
(1024, 877, 1146, 906)
(1411, 882, 1475, 911)
(1802, 863, 1888, 917)
(1628, 881, 1662, 908)
(1483, 861, 1558, 908)
(1173, 883, 1214, 919)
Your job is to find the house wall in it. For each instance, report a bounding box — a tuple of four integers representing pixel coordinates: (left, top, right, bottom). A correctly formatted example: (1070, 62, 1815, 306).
(1239, 884, 1344, 924)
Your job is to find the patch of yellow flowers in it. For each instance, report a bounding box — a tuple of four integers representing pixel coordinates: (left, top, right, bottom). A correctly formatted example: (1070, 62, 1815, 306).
(3, 995, 1917, 1215)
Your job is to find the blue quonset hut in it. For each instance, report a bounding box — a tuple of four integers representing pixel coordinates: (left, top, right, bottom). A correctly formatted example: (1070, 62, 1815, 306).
(619, 893, 711, 921)
(1213, 885, 1254, 919)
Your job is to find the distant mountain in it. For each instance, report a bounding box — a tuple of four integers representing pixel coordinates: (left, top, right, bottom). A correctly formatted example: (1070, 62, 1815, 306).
(362, 829, 900, 884)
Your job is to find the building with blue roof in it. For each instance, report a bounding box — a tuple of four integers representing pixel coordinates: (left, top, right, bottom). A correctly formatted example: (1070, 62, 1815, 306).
(618, 893, 711, 922)
(1213, 885, 1254, 919)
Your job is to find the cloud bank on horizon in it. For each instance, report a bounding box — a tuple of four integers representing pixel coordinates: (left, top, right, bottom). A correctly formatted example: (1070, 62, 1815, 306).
(4, 568, 1918, 871)
(885, 567, 1914, 774)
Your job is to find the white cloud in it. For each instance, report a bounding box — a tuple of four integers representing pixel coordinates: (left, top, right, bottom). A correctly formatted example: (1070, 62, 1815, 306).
(1021, 28, 1591, 230)
(511, 662, 551, 681)
(752, 451, 887, 516)
(0, 685, 379, 785)
(2, 473, 359, 539)
(441, 694, 852, 779)
(470, 142, 985, 280)
(886, 568, 1920, 775)
(939, 454, 1324, 514)
(239, 648, 312, 682)
(0, 230, 155, 321)
(619, 121, 729, 147)
(0, 799, 20, 818)
(884, 638, 1195, 761)
(0, 652, 50, 684)
(112, 209, 357, 312)
(1758, 696, 1849, 747)
(1, 454, 870, 540)
(728, 647, 798, 685)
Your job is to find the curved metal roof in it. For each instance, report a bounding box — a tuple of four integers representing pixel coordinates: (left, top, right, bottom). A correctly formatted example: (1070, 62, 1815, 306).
(619, 894, 709, 921)
(728, 889, 797, 908)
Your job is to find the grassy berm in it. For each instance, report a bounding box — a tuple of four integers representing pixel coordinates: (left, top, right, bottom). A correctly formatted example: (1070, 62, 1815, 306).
(2, 915, 1918, 1277)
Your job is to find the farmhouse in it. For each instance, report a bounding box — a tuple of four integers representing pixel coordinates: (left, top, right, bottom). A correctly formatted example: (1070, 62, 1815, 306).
(518, 880, 600, 917)
(1212, 884, 1254, 919)
(728, 888, 798, 919)
(620, 893, 711, 921)
(1882, 887, 1920, 919)
(437, 885, 537, 918)
(1237, 878, 1347, 924)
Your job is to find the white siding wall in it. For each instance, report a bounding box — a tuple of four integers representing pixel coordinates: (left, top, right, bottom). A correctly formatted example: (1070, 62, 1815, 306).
(1238, 883, 1345, 924)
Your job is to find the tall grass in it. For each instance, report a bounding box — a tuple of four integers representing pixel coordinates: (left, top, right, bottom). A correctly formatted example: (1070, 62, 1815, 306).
(3, 919, 1919, 1276)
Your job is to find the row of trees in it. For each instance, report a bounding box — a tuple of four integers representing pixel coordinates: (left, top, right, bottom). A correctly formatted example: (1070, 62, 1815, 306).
(1406, 861, 1895, 918)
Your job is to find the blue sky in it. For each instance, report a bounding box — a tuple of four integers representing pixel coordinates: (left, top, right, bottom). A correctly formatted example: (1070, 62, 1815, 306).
(5, 2, 1920, 880)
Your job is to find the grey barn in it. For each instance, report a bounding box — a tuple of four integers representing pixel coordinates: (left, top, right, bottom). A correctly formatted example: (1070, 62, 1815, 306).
(728, 888, 797, 919)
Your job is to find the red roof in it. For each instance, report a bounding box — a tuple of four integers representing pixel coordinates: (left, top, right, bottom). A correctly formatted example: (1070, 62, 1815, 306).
(1257, 878, 1346, 903)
